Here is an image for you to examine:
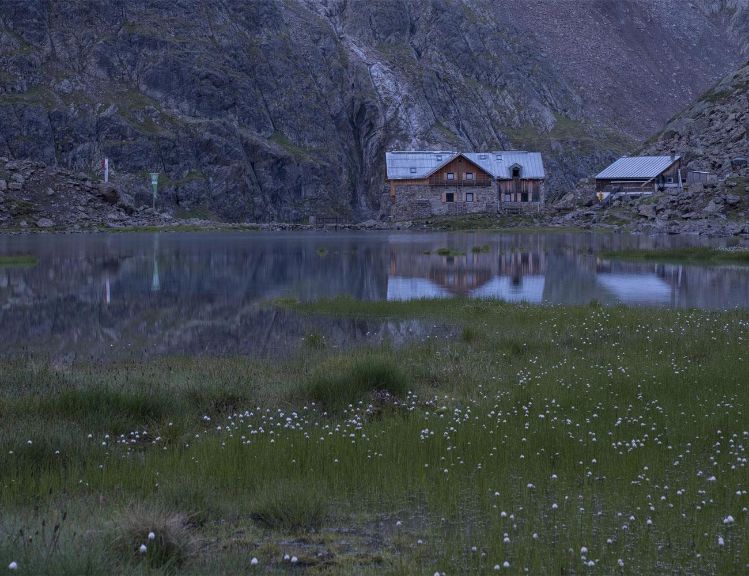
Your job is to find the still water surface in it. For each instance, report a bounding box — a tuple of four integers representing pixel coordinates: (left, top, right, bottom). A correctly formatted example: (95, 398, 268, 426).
(1, 231, 747, 361)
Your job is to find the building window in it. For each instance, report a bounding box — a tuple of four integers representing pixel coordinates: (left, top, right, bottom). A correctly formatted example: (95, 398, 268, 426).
(466, 192, 474, 202)
(479, 154, 487, 159)
(496, 154, 503, 161)
(409, 167, 417, 174)
(446, 172, 455, 181)
(465, 172, 474, 180)
(436, 155, 442, 161)
(512, 166, 521, 178)
(446, 192, 455, 202)
(666, 177, 673, 183)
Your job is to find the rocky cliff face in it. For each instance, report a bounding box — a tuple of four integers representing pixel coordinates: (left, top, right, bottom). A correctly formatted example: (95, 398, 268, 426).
(0, 0, 744, 222)
(645, 60, 749, 174)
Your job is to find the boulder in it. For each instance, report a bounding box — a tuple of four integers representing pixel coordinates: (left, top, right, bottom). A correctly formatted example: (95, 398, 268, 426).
(725, 194, 741, 206)
(98, 183, 120, 204)
(703, 200, 723, 214)
(637, 204, 656, 219)
(36, 218, 55, 228)
(116, 192, 136, 214)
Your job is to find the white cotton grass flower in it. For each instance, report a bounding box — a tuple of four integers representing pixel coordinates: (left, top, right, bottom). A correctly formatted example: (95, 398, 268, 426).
(148, 531, 156, 541)
(580, 546, 588, 555)
(494, 565, 501, 571)
(290, 556, 298, 564)
(724, 515, 735, 524)
(618, 559, 624, 567)
(251, 557, 259, 566)
(503, 560, 510, 568)
(718, 536, 725, 547)
(8, 562, 18, 571)
(139, 544, 147, 554)
(283, 554, 290, 561)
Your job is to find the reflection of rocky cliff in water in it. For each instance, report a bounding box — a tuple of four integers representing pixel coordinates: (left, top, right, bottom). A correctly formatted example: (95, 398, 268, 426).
(0, 234, 399, 363)
(1, 232, 749, 363)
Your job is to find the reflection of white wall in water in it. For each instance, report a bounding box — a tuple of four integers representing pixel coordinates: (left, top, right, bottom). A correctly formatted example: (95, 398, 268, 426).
(471, 275, 545, 303)
(387, 277, 450, 301)
(596, 274, 671, 304)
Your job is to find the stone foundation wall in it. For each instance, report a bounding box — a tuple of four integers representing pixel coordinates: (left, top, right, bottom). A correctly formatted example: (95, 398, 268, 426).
(391, 184, 498, 221)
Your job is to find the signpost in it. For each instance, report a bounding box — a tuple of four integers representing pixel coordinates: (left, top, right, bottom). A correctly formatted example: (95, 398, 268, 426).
(149, 173, 159, 210)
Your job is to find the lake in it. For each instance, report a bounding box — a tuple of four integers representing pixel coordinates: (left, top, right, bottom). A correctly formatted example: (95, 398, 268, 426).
(1, 231, 748, 361)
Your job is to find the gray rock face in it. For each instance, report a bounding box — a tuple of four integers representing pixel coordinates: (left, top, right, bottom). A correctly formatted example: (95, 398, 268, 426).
(645, 61, 749, 176)
(0, 0, 744, 222)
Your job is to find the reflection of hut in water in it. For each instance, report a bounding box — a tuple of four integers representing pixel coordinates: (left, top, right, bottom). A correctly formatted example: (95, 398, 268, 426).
(500, 251, 546, 280)
(387, 246, 548, 302)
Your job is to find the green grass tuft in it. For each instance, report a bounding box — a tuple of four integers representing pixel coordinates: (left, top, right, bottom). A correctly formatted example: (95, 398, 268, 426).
(250, 482, 328, 533)
(435, 248, 465, 257)
(111, 507, 197, 572)
(305, 356, 407, 412)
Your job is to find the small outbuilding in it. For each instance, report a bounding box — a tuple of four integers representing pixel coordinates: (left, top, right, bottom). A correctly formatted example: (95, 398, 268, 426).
(385, 150, 545, 221)
(595, 155, 682, 198)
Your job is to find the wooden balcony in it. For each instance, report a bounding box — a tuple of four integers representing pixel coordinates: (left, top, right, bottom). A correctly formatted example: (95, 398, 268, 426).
(428, 178, 492, 187)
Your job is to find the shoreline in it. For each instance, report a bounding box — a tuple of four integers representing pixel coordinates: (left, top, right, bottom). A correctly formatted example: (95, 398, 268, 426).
(0, 214, 745, 238)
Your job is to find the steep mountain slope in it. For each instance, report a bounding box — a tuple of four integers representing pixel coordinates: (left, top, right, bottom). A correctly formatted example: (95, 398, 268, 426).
(0, 0, 743, 222)
(645, 60, 749, 174)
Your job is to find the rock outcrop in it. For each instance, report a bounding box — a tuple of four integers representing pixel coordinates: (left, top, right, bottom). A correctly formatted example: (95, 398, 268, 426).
(0, 157, 175, 229)
(644, 60, 749, 176)
(0, 0, 745, 222)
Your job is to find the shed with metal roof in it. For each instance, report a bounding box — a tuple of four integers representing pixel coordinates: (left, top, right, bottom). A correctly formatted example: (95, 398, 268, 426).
(595, 155, 683, 195)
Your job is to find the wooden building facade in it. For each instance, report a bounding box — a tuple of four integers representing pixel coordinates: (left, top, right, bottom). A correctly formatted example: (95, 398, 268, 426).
(385, 151, 546, 221)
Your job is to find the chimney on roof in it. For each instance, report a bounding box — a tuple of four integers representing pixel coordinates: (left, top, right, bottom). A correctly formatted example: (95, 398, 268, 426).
(670, 150, 676, 161)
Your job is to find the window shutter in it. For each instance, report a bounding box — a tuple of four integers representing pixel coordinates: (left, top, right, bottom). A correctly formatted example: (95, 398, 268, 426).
(441, 192, 446, 203)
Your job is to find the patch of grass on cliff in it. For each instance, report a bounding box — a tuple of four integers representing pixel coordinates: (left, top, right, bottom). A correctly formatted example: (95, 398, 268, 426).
(0, 254, 38, 268)
(603, 246, 749, 266)
(269, 131, 312, 159)
(506, 114, 634, 154)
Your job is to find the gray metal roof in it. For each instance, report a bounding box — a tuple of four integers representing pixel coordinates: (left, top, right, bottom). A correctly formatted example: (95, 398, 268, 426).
(385, 151, 458, 179)
(464, 151, 545, 180)
(596, 156, 680, 180)
(386, 151, 545, 180)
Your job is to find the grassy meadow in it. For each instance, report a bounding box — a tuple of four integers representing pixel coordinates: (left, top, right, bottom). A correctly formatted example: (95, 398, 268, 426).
(0, 255, 38, 268)
(603, 246, 749, 266)
(1, 299, 747, 574)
